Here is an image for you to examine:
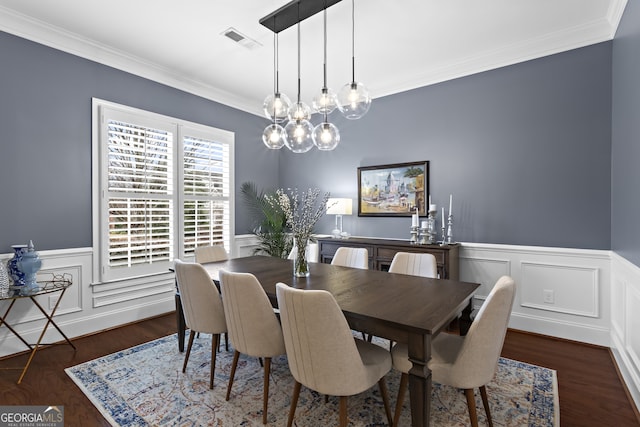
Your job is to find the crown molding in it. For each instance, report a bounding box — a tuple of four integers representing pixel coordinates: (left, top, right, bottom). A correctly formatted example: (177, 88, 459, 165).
(373, 10, 623, 99)
(0, 5, 263, 116)
(0, 1, 627, 117)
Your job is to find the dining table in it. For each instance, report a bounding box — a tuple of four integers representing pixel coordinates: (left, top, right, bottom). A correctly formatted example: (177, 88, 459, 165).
(194, 255, 479, 427)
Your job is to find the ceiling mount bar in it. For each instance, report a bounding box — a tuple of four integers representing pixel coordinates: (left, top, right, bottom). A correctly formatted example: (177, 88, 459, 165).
(259, 0, 343, 33)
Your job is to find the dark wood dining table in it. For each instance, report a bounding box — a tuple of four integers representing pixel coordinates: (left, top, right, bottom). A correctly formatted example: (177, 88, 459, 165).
(196, 255, 479, 427)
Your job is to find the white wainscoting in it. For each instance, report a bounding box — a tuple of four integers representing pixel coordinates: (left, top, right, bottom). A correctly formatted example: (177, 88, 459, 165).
(459, 242, 611, 346)
(0, 248, 175, 358)
(610, 252, 640, 411)
(1, 236, 638, 412)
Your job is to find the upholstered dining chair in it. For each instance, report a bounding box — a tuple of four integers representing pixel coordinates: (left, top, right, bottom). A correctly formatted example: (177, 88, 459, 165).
(377, 252, 439, 349)
(389, 252, 438, 278)
(287, 242, 319, 263)
(194, 244, 228, 263)
(331, 246, 369, 269)
(193, 244, 229, 350)
(276, 282, 393, 427)
(218, 269, 286, 424)
(390, 275, 516, 427)
(173, 259, 227, 389)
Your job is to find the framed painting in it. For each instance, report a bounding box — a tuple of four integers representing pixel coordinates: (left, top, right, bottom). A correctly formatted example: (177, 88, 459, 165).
(357, 161, 429, 217)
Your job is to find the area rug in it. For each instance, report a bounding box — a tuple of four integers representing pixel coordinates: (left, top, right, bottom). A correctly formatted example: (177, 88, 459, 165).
(66, 333, 558, 426)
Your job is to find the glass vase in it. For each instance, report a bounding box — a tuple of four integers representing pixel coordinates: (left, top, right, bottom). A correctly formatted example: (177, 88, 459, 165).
(293, 237, 310, 277)
(0, 260, 10, 298)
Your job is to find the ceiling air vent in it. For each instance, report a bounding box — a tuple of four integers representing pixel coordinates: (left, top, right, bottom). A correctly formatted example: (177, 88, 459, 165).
(222, 27, 262, 50)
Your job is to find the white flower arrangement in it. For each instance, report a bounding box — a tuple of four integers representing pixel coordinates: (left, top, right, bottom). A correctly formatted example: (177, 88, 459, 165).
(267, 187, 330, 275)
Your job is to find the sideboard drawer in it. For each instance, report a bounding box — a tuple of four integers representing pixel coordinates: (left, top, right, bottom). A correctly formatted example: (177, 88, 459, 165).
(318, 237, 459, 280)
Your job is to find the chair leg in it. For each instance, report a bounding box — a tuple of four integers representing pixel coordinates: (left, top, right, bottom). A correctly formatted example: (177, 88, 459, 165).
(479, 385, 493, 427)
(182, 331, 196, 373)
(339, 396, 348, 427)
(378, 377, 393, 427)
(209, 334, 219, 389)
(287, 381, 301, 427)
(393, 373, 408, 427)
(262, 357, 272, 424)
(464, 388, 479, 427)
(226, 350, 240, 401)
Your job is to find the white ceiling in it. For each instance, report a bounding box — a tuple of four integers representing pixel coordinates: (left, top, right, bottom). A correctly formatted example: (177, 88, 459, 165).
(0, 0, 627, 117)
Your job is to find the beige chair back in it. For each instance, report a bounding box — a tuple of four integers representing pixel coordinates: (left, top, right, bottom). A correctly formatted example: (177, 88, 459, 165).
(218, 269, 285, 358)
(287, 242, 319, 263)
(331, 247, 368, 270)
(194, 245, 228, 263)
(389, 252, 438, 278)
(276, 282, 386, 396)
(174, 259, 226, 334)
(443, 275, 516, 388)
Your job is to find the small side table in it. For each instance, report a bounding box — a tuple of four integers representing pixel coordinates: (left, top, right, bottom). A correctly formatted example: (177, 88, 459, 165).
(0, 277, 76, 383)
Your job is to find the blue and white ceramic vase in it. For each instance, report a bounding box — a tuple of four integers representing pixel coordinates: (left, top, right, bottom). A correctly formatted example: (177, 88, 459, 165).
(18, 241, 42, 295)
(8, 244, 28, 289)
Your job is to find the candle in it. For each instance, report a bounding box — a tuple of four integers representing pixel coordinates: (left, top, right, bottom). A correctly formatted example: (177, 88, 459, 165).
(412, 213, 418, 227)
(429, 195, 432, 205)
(449, 194, 453, 217)
(421, 220, 428, 229)
(429, 204, 436, 212)
(442, 207, 445, 220)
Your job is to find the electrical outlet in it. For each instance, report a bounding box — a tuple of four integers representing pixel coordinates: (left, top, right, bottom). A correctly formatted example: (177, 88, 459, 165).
(543, 289, 554, 304)
(48, 294, 59, 310)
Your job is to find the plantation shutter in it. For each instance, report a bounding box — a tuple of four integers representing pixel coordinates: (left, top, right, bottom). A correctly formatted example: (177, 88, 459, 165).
(101, 109, 175, 280)
(96, 101, 234, 283)
(182, 128, 231, 257)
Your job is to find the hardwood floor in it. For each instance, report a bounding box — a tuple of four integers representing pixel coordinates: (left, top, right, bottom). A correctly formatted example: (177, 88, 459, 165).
(0, 312, 638, 426)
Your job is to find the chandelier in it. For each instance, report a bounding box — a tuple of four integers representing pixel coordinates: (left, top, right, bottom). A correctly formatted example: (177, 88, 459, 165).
(259, 0, 370, 152)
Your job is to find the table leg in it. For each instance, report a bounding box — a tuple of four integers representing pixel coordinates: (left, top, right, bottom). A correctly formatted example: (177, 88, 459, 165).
(459, 299, 474, 336)
(407, 333, 432, 427)
(28, 289, 76, 349)
(17, 289, 75, 384)
(175, 292, 186, 352)
(0, 299, 32, 350)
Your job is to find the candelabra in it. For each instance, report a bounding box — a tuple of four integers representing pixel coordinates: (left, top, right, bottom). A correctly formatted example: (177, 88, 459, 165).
(446, 214, 454, 244)
(427, 209, 437, 244)
(410, 225, 419, 244)
(419, 226, 429, 245)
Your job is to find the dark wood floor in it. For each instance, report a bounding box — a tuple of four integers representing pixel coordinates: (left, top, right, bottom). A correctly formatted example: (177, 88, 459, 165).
(0, 312, 638, 426)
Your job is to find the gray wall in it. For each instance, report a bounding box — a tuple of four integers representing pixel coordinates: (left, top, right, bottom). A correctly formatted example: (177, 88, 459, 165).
(281, 43, 613, 250)
(0, 28, 617, 254)
(0, 31, 277, 251)
(612, 1, 640, 266)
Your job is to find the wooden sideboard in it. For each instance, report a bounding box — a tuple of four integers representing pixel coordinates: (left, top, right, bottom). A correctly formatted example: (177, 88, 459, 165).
(316, 237, 459, 280)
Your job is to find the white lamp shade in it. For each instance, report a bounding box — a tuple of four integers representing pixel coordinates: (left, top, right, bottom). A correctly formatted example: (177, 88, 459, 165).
(326, 198, 353, 215)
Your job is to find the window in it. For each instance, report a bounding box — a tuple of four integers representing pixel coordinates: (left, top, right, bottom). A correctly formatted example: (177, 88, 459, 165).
(93, 99, 234, 282)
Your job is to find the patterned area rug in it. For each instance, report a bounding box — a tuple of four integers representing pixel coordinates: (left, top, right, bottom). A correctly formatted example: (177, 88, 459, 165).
(66, 333, 558, 426)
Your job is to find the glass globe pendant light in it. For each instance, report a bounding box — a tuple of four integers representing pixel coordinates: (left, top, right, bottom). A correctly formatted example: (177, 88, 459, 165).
(337, 0, 371, 120)
(312, 6, 338, 114)
(262, 122, 286, 149)
(285, 10, 314, 153)
(313, 5, 340, 151)
(263, 28, 290, 124)
(262, 30, 287, 149)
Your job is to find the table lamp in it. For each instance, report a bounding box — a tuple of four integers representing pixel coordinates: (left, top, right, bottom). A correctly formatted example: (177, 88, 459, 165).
(326, 198, 353, 238)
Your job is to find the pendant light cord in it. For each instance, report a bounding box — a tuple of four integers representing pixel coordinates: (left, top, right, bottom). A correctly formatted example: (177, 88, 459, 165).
(323, 2, 328, 89)
(351, 0, 356, 83)
(296, 2, 302, 104)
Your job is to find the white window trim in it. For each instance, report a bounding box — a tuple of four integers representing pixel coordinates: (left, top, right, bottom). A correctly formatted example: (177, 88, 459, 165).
(91, 98, 235, 284)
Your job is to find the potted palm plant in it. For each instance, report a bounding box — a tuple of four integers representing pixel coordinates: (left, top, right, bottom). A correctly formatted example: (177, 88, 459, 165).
(240, 181, 293, 258)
